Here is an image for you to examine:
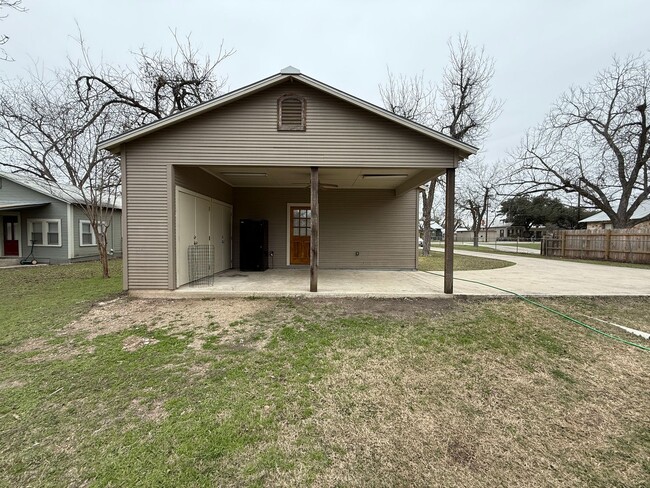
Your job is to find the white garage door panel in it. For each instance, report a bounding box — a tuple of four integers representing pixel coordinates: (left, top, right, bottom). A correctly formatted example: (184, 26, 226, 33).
(211, 202, 223, 272)
(195, 196, 211, 247)
(176, 186, 232, 288)
(176, 190, 196, 287)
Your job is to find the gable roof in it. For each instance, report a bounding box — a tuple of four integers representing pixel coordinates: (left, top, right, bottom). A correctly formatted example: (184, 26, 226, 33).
(579, 199, 650, 224)
(98, 68, 478, 158)
(0, 171, 122, 209)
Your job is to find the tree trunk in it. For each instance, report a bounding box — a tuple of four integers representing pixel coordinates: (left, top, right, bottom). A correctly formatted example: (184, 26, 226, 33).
(98, 234, 110, 278)
(421, 178, 437, 256)
(92, 222, 111, 279)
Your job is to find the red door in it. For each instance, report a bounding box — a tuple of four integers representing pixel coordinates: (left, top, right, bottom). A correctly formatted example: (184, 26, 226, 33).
(3, 216, 19, 256)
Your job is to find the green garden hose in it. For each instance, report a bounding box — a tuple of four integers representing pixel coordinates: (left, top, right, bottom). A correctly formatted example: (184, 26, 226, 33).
(426, 272, 650, 352)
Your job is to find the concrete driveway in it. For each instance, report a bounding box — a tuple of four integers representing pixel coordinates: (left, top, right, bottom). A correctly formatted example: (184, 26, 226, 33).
(434, 248, 650, 296)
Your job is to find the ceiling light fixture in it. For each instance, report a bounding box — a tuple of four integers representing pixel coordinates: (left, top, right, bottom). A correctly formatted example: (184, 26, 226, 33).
(221, 172, 268, 177)
(362, 174, 409, 179)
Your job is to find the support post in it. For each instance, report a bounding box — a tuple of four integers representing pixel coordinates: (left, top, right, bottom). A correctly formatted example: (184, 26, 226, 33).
(310, 167, 319, 292)
(604, 229, 612, 261)
(444, 168, 455, 294)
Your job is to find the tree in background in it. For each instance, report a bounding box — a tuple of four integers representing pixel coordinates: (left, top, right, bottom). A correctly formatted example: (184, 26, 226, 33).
(75, 31, 234, 124)
(0, 33, 232, 277)
(511, 54, 650, 228)
(0, 0, 24, 61)
(499, 194, 592, 235)
(457, 158, 503, 246)
(379, 34, 502, 253)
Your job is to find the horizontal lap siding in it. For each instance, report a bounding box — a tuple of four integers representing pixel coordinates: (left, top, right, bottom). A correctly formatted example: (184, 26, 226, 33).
(125, 147, 169, 289)
(128, 80, 456, 168)
(174, 166, 233, 204)
(232, 188, 416, 269)
(320, 190, 416, 268)
(233, 187, 309, 268)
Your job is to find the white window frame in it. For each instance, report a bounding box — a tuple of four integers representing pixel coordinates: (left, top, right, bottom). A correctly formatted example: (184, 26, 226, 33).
(27, 218, 62, 247)
(79, 220, 96, 247)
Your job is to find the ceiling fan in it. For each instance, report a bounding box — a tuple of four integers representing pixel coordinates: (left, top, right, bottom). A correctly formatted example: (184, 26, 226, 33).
(289, 182, 339, 189)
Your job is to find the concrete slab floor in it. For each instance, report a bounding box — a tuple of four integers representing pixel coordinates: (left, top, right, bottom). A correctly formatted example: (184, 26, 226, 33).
(134, 268, 450, 299)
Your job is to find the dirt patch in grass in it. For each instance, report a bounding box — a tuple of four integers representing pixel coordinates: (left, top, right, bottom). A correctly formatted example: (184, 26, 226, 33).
(129, 398, 168, 423)
(63, 297, 275, 350)
(296, 296, 458, 320)
(122, 336, 159, 352)
(0, 379, 26, 389)
(10, 337, 96, 362)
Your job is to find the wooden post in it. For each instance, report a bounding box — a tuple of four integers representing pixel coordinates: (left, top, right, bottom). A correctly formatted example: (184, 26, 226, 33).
(310, 167, 319, 292)
(604, 230, 611, 261)
(444, 168, 455, 294)
(561, 231, 567, 257)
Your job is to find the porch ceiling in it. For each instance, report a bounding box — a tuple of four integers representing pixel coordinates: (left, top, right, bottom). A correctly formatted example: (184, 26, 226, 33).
(201, 165, 443, 191)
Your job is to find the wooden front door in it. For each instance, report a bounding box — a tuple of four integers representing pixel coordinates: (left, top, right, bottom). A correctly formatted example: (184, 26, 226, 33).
(3, 216, 19, 256)
(290, 206, 311, 265)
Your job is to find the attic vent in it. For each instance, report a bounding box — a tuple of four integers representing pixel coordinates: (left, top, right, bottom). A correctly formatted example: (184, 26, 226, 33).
(278, 95, 306, 131)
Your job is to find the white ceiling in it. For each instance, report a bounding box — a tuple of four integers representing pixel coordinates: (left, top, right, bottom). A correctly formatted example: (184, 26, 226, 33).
(201, 165, 440, 190)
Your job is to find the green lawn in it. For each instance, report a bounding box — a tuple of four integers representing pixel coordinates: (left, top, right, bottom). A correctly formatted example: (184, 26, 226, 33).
(1, 262, 649, 487)
(418, 252, 515, 271)
(496, 241, 541, 250)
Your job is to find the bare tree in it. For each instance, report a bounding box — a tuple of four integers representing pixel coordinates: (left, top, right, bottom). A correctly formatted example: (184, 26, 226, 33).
(456, 157, 502, 246)
(379, 69, 433, 124)
(0, 68, 122, 277)
(74, 30, 234, 125)
(380, 34, 502, 253)
(511, 54, 650, 228)
(0, 0, 24, 61)
(0, 32, 232, 277)
(433, 34, 503, 143)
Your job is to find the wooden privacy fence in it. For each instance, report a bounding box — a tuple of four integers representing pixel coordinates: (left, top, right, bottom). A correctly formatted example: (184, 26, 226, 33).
(541, 229, 650, 264)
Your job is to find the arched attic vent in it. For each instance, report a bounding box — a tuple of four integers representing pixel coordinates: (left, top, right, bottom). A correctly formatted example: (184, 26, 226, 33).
(277, 94, 306, 131)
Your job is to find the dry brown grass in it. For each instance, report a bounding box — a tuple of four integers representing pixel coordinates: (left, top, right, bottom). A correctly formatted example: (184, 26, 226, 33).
(272, 298, 650, 487)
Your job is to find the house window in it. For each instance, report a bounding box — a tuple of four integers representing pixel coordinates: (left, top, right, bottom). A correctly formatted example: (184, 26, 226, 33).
(27, 219, 61, 246)
(278, 95, 306, 131)
(79, 220, 96, 246)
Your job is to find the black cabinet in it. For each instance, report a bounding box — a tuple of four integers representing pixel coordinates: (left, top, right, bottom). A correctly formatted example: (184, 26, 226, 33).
(239, 219, 268, 271)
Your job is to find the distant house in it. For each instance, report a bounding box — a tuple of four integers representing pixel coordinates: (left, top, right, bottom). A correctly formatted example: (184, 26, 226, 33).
(419, 220, 444, 240)
(579, 200, 650, 230)
(0, 171, 122, 264)
(455, 218, 546, 242)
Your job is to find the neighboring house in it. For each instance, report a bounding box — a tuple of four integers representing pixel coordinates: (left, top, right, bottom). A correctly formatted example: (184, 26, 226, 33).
(455, 219, 546, 242)
(0, 171, 122, 264)
(579, 200, 650, 230)
(418, 221, 444, 241)
(98, 66, 476, 292)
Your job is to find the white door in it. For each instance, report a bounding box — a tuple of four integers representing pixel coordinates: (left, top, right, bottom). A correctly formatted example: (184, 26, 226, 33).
(222, 205, 232, 271)
(211, 202, 223, 272)
(176, 190, 196, 287)
(195, 196, 211, 246)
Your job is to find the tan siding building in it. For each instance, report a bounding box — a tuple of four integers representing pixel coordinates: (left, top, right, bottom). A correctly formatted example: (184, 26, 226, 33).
(101, 68, 476, 292)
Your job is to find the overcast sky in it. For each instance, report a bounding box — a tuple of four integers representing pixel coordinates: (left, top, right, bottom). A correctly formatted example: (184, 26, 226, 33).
(1, 0, 648, 161)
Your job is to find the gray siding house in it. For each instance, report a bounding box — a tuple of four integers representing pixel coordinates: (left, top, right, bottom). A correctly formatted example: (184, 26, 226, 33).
(99, 67, 476, 292)
(0, 172, 122, 264)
